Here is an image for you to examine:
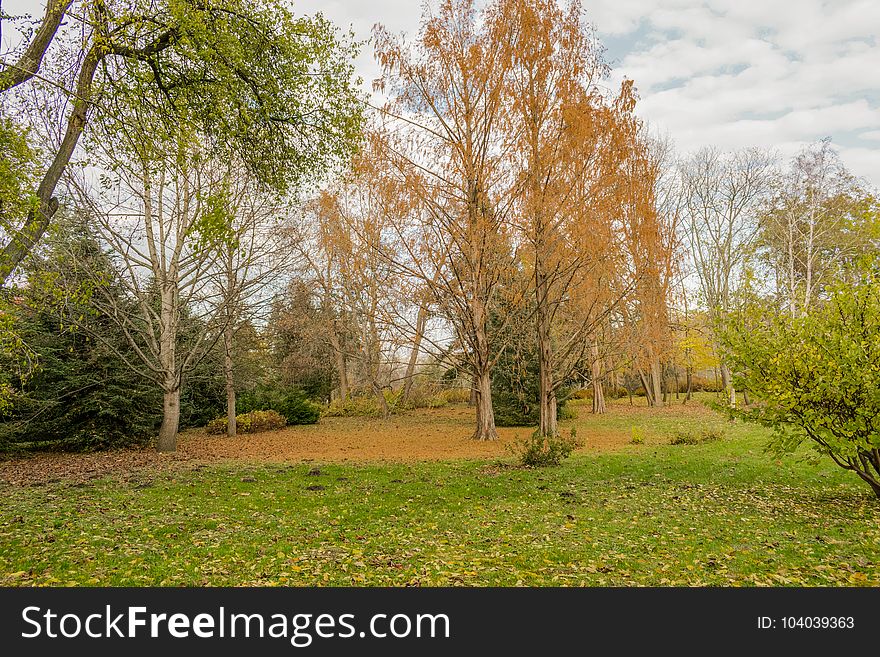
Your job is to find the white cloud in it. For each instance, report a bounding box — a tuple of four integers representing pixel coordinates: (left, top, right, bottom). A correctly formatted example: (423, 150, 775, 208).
(594, 0, 880, 187)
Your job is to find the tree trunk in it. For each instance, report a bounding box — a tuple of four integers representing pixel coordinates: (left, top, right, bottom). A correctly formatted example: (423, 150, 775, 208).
(538, 368, 558, 437)
(470, 285, 497, 440)
(372, 382, 390, 421)
(638, 368, 655, 407)
(328, 329, 348, 401)
(472, 368, 498, 441)
(223, 322, 236, 438)
(158, 386, 180, 452)
(650, 357, 664, 408)
(157, 281, 179, 451)
(536, 290, 557, 436)
(742, 388, 750, 407)
(402, 301, 429, 402)
(720, 362, 735, 408)
(684, 367, 693, 404)
(591, 342, 606, 414)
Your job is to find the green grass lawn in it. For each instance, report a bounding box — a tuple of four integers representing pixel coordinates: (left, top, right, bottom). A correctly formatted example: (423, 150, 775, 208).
(2, 405, 879, 586)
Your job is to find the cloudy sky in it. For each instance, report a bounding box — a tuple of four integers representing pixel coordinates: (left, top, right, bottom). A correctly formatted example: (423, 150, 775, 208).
(296, 0, 880, 188)
(3, 0, 878, 187)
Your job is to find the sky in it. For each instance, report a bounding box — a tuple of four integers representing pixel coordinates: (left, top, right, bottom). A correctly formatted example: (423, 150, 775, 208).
(296, 0, 880, 189)
(3, 0, 878, 187)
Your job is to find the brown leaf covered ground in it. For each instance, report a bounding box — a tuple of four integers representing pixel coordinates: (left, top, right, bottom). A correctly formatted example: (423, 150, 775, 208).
(0, 399, 719, 486)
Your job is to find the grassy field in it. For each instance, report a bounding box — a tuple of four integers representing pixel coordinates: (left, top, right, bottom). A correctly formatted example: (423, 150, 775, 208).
(2, 397, 879, 586)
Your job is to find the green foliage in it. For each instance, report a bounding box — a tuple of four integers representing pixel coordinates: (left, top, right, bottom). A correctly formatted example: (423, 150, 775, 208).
(98, 0, 365, 197)
(510, 428, 579, 467)
(323, 394, 394, 418)
(0, 118, 41, 411)
(630, 427, 645, 445)
(205, 409, 286, 435)
(238, 385, 320, 425)
(0, 294, 161, 451)
(0, 117, 39, 232)
(670, 428, 725, 446)
(189, 184, 236, 248)
(719, 259, 880, 497)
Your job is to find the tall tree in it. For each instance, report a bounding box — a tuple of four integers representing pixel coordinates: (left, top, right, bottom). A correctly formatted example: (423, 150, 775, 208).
(212, 168, 288, 438)
(759, 139, 874, 317)
(0, 0, 362, 286)
(680, 146, 774, 405)
(501, 0, 641, 434)
(621, 134, 680, 408)
(66, 129, 234, 452)
(303, 159, 404, 420)
(374, 0, 517, 439)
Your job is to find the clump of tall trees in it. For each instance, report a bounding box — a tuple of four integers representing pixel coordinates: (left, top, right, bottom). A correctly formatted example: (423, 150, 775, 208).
(368, 0, 671, 438)
(1, 0, 363, 451)
(4, 0, 878, 468)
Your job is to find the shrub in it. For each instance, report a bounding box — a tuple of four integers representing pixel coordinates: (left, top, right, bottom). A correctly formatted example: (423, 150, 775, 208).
(719, 262, 880, 498)
(400, 383, 451, 410)
(323, 394, 389, 418)
(631, 427, 645, 445)
(558, 403, 577, 421)
(701, 428, 725, 443)
(509, 428, 579, 467)
(670, 428, 724, 445)
(670, 431, 699, 445)
(238, 386, 320, 425)
(441, 387, 471, 404)
(206, 410, 286, 435)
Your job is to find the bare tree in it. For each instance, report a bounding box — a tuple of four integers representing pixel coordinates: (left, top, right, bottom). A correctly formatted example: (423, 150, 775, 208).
(680, 146, 774, 405)
(212, 170, 289, 437)
(65, 127, 237, 451)
(760, 139, 869, 317)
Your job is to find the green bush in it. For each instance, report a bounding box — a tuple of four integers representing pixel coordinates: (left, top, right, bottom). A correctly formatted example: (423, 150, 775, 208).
(206, 410, 286, 435)
(509, 428, 579, 467)
(670, 428, 724, 445)
(323, 393, 399, 418)
(631, 427, 645, 445)
(719, 260, 880, 498)
(238, 386, 320, 425)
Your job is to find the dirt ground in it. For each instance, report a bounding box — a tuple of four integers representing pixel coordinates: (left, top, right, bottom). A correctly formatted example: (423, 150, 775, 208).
(0, 400, 715, 486)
